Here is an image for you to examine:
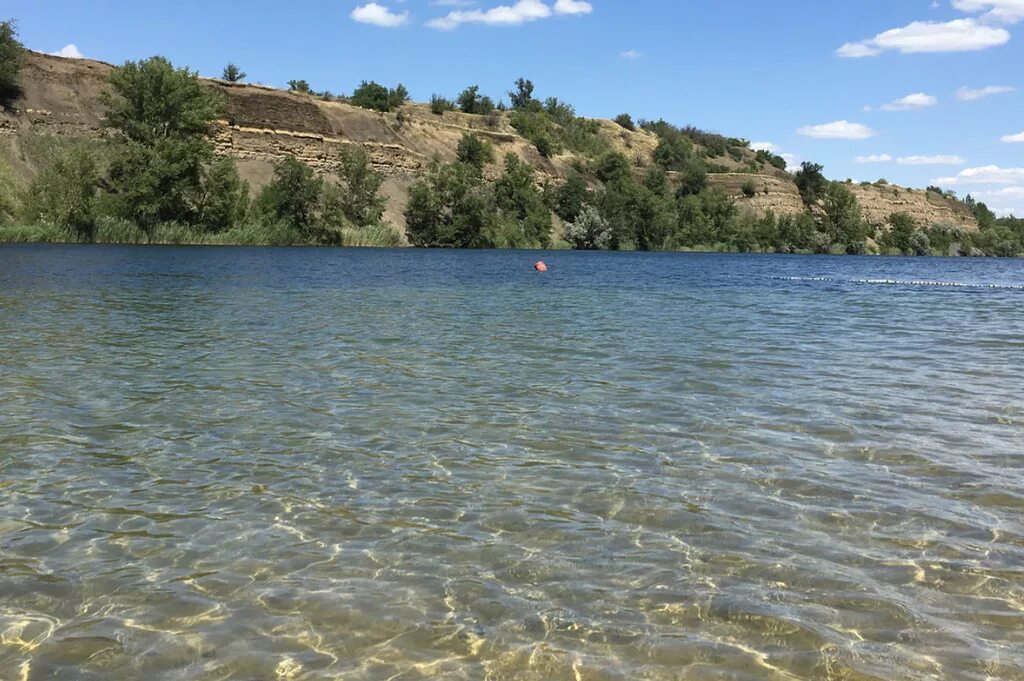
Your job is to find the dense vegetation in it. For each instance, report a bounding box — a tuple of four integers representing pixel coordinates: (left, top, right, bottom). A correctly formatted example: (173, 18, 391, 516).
(0, 54, 398, 246)
(0, 32, 1019, 255)
(0, 19, 23, 109)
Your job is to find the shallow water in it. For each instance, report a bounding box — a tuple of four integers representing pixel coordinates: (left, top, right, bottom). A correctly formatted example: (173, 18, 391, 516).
(1, 245, 1022, 681)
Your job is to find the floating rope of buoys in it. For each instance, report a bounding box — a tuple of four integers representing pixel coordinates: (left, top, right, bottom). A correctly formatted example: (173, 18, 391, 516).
(534, 261, 548, 272)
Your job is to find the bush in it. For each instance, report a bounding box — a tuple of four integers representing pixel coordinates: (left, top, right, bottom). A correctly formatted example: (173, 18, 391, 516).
(332, 146, 386, 226)
(553, 172, 589, 223)
(456, 133, 494, 171)
(21, 143, 103, 241)
(350, 81, 390, 111)
(0, 158, 18, 223)
(288, 80, 312, 94)
(614, 113, 636, 131)
(405, 161, 493, 248)
(199, 157, 250, 232)
(492, 153, 551, 248)
(430, 94, 455, 115)
(741, 180, 757, 198)
(0, 20, 23, 108)
(457, 85, 491, 114)
(794, 162, 827, 204)
(257, 156, 323, 238)
(820, 183, 868, 252)
(221, 63, 246, 83)
(755, 149, 787, 170)
(565, 204, 611, 250)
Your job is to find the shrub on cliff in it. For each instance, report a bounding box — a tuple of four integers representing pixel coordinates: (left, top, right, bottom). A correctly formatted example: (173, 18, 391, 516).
(221, 63, 246, 83)
(0, 20, 23, 108)
(794, 162, 827, 205)
(350, 81, 409, 113)
(456, 134, 494, 172)
(288, 80, 312, 94)
(614, 114, 636, 131)
(430, 95, 455, 115)
(0, 158, 20, 224)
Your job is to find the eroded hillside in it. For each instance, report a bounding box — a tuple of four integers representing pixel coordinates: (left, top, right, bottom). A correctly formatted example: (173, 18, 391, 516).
(1, 51, 977, 232)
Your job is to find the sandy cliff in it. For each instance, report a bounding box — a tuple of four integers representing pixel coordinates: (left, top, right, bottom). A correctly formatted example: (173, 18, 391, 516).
(1, 52, 977, 232)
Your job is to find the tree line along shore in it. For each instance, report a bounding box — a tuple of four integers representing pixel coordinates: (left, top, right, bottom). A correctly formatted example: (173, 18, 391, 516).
(1, 21, 1021, 255)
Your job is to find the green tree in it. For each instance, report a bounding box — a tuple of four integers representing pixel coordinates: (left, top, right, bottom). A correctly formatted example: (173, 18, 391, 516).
(21, 144, 102, 241)
(509, 78, 536, 111)
(456, 133, 494, 171)
(430, 94, 455, 115)
(457, 85, 494, 114)
(334, 147, 385, 226)
(221, 63, 246, 83)
(794, 162, 827, 204)
(199, 157, 249, 232)
(553, 172, 589, 223)
(493, 153, 551, 248)
(288, 79, 311, 94)
(350, 81, 391, 111)
(0, 19, 23, 108)
(100, 57, 222, 226)
(674, 159, 708, 197)
(405, 161, 493, 248)
(821, 182, 868, 253)
(0, 160, 17, 223)
(613, 113, 636, 131)
(389, 84, 410, 110)
(258, 156, 323, 238)
(565, 204, 612, 250)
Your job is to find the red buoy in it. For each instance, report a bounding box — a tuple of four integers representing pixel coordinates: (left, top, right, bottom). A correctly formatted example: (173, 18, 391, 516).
(534, 261, 548, 272)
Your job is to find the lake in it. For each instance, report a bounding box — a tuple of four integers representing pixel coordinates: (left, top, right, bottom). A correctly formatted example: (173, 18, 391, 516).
(1, 245, 1022, 680)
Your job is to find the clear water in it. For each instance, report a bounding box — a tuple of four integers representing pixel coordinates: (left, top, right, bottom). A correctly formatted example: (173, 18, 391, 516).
(1, 245, 1022, 681)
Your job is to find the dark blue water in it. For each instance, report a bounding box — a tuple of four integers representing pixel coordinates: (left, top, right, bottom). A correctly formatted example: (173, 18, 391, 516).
(1, 246, 1022, 680)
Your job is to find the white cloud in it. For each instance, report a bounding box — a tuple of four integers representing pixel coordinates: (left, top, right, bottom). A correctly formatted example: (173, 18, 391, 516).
(554, 0, 592, 15)
(855, 154, 893, 163)
(750, 142, 778, 152)
(620, 49, 641, 59)
(879, 92, 937, 111)
(934, 165, 1024, 184)
(797, 120, 878, 140)
(50, 44, 85, 59)
(351, 3, 410, 27)
(956, 84, 1015, 100)
(427, 0, 552, 29)
(952, 0, 1024, 23)
(837, 19, 1010, 57)
(1001, 130, 1024, 142)
(897, 155, 966, 165)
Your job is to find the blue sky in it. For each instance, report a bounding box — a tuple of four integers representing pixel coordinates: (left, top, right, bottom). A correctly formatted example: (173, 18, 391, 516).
(9, 0, 1024, 215)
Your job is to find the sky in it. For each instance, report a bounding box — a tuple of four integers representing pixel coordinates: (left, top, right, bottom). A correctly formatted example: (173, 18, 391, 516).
(8, 0, 1024, 215)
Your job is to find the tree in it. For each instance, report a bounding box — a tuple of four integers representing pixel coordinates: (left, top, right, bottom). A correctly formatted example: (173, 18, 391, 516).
(101, 57, 223, 145)
(613, 113, 635, 131)
(565, 204, 612, 250)
(493, 153, 551, 248)
(0, 19, 23, 108)
(288, 79, 311, 94)
(258, 156, 323, 237)
(199, 157, 249, 232)
(794, 162, 827, 204)
(674, 159, 708, 197)
(333, 147, 385, 226)
(21, 144, 101, 241)
(221, 63, 246, 83)
(389, 84, 409, 110)
(821, 182, 868, 252)
(553, 172, 589, 223)
(430, 94, 455, 115)
(509, 78, 535, 111)
(405, 161, 493, 248)
(350, 81, 392, 112)
(99, 57, 223, 226)
(456, 133, 494, 171)
(457, 85, 492, 114)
